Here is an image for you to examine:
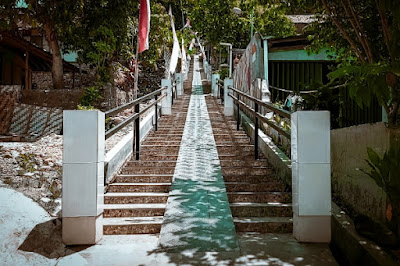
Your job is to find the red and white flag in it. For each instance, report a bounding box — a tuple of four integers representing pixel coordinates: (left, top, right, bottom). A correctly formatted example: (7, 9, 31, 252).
(138, 0, 150, 53)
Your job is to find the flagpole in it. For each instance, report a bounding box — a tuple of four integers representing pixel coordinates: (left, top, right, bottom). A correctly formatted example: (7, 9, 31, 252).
(134, 3, 140, 100)
(133, 3, 141, 160)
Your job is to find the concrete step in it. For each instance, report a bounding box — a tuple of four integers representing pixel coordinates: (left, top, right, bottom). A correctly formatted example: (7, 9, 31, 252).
(146, 132, 184, 136)
(233, 217, 293, 233)
(138, 155, 179, 161)
(227, 192, 292, 203)
(105, 192, 169, 204)
(219, 160, 268, 168)
(108, 183, 171, 193)
(103, 216, 163, 234)
(222, 167, 272, 176)
(121, 166, 175, 175)
(212, 132, 248, 137)
(225, 182, 285, 192)
(142, 141, 182, 145)
(104, 203, 166, 217)
(216, 146, 254, 153)
(230, 202, 292, 217)
(223, 174, 279, 183)
(125, 161, 177, 168)
(114, 174, 173, 183)
(140, 147, 180, 153)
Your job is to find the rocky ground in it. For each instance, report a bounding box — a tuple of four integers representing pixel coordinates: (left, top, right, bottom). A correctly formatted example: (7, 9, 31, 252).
(0, 134, 63, 217)
(0, 98, 156, 217)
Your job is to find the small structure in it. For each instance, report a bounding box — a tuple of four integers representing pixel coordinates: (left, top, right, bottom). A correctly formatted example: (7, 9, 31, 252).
(0, 31, 79, 90)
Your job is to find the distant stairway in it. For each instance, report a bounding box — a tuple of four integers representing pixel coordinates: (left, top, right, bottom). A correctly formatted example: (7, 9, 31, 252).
(206, 96, 293, 233)
(103, 95, 190, 235)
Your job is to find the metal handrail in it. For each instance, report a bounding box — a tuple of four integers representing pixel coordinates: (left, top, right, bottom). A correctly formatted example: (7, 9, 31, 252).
(228, 93, 290, 139)
(105, 93, 166, 139)
(105, 86, 166, 118)
(228, 86, 291, 119)
(212, 80, 291, 160)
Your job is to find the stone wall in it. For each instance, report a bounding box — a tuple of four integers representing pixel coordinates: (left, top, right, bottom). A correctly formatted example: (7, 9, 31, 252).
(32, 71, 94, 90)
(331, 122, 390, 222)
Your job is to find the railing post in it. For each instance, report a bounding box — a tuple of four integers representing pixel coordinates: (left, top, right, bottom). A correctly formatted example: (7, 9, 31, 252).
(154, 94, 158, 131)
(62, 110, 104, 245)
(134, 103, 140, 160)
(175, 73, 183, 96)
(254, 102, 259, 160)
(161, 79, 172, 115)
(212, 74, 220, 97)
(208, 65, 212, 81)
(224, 79, 233, 116)
(236, 92, 240, 131)
(291, 111, 331, 243)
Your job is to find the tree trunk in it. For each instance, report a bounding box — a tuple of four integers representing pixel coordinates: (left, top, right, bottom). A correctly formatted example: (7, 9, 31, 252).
(44, 24, 65, 90)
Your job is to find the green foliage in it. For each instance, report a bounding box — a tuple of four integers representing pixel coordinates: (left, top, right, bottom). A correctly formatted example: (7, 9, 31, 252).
(79, 86, 102, 109)
(17, 153, 36, 175)
(301, 82, 341, 128)
(363, 146, 400, 203)
(328, 64, 392, 108)
(140, 3, 173, 69)
(185, 0, 295, 48)
(217, 68, 229, 80)
(281, 0, 400, 126)
(105, 117, 115, 131)
(84, 26, 117, 83)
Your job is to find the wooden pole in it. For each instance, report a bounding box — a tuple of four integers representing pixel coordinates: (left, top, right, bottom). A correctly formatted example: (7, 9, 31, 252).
(25, 51, 30, 90)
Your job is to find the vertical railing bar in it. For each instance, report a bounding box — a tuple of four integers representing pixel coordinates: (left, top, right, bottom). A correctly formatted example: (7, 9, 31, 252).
(155, 94, 158, 131)
(135, 103, 140, 160)
(236, 91, 240, 131)
(254, 102, 259, 160)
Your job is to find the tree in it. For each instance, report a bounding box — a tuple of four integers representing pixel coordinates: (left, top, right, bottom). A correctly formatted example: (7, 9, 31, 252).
(282, 0, 400, 239)
(0, 0, 141, 89)
(284, 0, 400, 127)
(182, 0, 295, 48)
(0, 0, 85, 89)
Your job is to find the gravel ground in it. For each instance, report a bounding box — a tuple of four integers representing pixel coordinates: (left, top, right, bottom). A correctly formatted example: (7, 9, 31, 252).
(0, 134, 63, 217)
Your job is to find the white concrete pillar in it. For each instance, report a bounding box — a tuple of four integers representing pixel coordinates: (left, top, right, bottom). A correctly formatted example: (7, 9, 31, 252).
(62, 110, 104, 245)
(212, 74, 220, 97)
(224, 78, 233, 116)
(204, 61, 208, 76)
(161, 79, 172, 115)
(207, 65, 212, 81)
(175, 73, 183, 96)
(291, 111, 331, 243)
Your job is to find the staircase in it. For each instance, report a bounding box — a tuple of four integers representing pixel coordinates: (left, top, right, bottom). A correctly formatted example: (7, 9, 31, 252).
(103, 95, 190, 235)
(205, 96, 293, 233)
(103, 59, 292, 235)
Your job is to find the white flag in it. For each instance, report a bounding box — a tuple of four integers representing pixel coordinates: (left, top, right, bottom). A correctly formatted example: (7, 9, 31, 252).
(168, 5, 181, 76)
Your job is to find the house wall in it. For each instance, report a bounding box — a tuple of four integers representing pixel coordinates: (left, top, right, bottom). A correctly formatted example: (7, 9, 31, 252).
(331, 122, 390, 222)
(0, 51, 24, 86)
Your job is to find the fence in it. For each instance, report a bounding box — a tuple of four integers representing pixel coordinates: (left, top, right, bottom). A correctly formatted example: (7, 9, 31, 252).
(212, 77, 331, 243)
(62, 74, 181, 245)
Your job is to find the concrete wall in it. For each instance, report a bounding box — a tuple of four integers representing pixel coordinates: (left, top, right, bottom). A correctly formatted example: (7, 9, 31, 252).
(240, 109, 389, 223)
(331, 122, 389, 222)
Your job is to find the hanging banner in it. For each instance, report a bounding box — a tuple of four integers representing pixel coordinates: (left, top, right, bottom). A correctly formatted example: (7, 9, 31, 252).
(195, 33, 206, 59)
(138, 0, 151, 53)
(189, 38, 195, 51)
(181, 38, 187, 74)
(168, 5, 181, 76)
